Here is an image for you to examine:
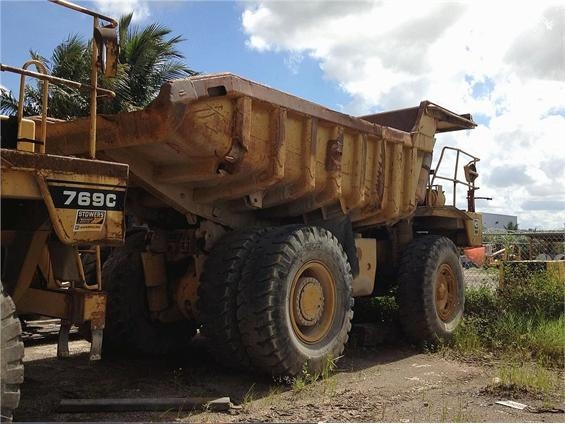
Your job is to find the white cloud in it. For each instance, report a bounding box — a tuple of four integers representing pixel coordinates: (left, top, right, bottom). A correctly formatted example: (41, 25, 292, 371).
(283, 52, 304, 75)
(505, 6, 565, 81)
(242, 0, 565, 229)
(487, 165, 535, 188)
(93, 0, 150, 22)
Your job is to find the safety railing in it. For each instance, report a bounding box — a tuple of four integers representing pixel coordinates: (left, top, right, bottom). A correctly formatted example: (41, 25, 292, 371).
(429, 146, 480, 212)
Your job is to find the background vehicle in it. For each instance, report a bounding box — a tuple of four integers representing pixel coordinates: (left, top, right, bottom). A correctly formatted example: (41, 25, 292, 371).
(1, 1, 127, 420)
(45, 73, 481, 376)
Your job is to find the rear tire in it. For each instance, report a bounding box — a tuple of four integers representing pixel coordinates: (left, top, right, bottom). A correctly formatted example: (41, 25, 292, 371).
(397, 236, 464, 344)
(1, 285, 24, 422)
(238, 226, 353, 376)
(198, 227, 270, 369)
(101, 231, 195, 355)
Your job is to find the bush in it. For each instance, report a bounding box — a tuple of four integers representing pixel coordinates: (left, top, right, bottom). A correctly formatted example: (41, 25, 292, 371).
(498, 268, 563, 319)
(464, 284, 498, 318)
(352, 295, 399, 324)
(452, 270, 564, 368)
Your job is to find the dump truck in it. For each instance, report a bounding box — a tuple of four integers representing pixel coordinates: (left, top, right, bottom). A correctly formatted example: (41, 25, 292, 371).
(43, 72, 482, 376)
(1, 1, 127, 420)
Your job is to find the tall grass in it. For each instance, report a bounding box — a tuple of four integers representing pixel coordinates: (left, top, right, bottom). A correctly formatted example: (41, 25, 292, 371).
(497, 363, 559, 397)
(452, 269, 564, 368)
(353, 268, 563, 368)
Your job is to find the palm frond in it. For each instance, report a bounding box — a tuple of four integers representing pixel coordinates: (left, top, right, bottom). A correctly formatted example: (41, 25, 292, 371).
(11, 13, 197, 119)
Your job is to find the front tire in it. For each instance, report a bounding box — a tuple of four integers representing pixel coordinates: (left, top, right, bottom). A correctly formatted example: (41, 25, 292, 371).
(397, 236, 464, 344)
(238, 226, 354, 376)
(1, 286, 24, 422)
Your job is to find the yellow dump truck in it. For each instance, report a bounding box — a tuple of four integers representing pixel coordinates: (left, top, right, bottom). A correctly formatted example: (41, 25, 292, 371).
(1, 1, 127, 420)
(43, 73, 482, 377)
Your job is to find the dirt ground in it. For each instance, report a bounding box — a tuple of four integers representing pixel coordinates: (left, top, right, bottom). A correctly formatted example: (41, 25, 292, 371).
(15, 322, 564, 423)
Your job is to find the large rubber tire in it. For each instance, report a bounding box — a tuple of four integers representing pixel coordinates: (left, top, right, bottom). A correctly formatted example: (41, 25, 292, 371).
(198, 227, 270, 369)
(397, 236, 464, 344)
(238, 226, 354, 377)
(1, 286, 24, 422)
(101, 231, 196, 355)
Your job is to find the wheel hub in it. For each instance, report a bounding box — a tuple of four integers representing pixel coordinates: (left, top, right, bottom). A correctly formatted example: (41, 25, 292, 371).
(294, 277, 325, 327)
(435, 263, 457, 322)
(289, 260, 336, 344)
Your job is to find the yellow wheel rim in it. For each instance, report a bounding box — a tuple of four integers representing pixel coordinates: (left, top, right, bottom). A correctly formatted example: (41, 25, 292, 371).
(289, 260, 336, 344)
(435, 263, 458, 322)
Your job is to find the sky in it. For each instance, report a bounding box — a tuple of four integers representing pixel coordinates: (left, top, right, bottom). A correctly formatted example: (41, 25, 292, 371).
(1, 0, 564, 230)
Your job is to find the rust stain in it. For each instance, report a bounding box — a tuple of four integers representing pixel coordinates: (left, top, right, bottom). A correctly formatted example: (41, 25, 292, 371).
(166, 142, 183, 155)
(217, 136, 247, 176)
(382, 127, 410, 144)
(326, 133, 344, 172)
(374, 142, 385, 210)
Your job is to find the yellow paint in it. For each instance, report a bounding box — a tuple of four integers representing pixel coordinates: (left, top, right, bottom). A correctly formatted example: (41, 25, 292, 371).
(352, 238, 377, 296)
(1, 115, 36, 152)
(1, 169, 42, 199)
(44, 75, 475, 230)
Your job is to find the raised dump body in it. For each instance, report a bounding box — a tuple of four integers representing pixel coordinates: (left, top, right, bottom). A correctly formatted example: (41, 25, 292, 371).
(46, 73, 475, 229)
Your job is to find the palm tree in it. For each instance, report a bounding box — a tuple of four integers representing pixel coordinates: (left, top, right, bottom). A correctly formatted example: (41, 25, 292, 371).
(0, 14, 197, 118)
(105, 13, 197, 113)
(0, 35, 91, 119)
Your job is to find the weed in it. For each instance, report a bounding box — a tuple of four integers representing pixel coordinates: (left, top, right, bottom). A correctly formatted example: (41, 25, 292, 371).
(353, 295, 398, 324)
(464, 284, 498, 317)
(526, 315, 565, 366)
(452, 396, 472, 423)
(261, 385, 284, 407)
(451, 319, 483, 356)
(320, 355, 337, 380)
(449, 270, 564, 369)
(439, 400, 448, 423)
(429, 395, 473, 423)
(291, 376, 307, 392)
(291, 356, 337, 393)
(322, 375, 338, 397)
(497, 363, 559, 397)
(242, 383, 256, 411)
(443, 269, 564, 414)
(499, 267, 563, 319)
(419, 392, 432, 421)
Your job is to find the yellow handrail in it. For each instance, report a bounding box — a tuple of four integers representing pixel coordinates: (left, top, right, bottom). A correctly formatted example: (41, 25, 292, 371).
(16, 60, 49, 153)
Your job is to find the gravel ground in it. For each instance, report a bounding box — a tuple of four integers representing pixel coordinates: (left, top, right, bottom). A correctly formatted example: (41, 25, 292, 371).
(15, 322, 564, 423)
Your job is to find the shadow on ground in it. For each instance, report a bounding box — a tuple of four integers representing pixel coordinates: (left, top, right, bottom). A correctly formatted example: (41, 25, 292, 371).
(17, 319, 417, 422)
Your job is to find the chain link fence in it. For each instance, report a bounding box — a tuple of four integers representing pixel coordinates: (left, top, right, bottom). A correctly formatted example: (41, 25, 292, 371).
(462, 229, 565, 289)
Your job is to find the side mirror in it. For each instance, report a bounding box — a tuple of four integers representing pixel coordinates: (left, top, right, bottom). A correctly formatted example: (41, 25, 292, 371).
(464, 161, 479, 183)
(94, 25, 119, 77)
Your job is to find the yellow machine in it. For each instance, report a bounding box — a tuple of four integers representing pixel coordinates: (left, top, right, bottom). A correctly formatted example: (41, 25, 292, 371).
(45, 73, 481, 376)
(1, 1, 127, 420)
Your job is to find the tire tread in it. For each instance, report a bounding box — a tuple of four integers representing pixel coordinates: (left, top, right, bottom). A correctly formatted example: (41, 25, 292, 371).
(198, 227, 271, 369)
(1, 287, 24, 422)
(238, 226, 353, 377)
(397, 235, 464, 344)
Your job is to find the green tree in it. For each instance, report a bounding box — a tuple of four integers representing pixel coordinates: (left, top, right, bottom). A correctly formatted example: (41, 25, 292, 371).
(504, 221, 519, 231)
(0, 14, 197, 118)
(0, 35, 91, 119)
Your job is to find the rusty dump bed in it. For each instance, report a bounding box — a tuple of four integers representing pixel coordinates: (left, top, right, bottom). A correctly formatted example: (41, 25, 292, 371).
(45, 73, 475, 228)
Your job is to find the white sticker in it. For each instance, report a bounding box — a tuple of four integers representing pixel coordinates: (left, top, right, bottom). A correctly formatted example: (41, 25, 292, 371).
(74, 210, 106, 232)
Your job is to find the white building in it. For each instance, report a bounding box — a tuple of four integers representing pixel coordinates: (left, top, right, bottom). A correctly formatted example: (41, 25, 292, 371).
(481, 213, 518, 230)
